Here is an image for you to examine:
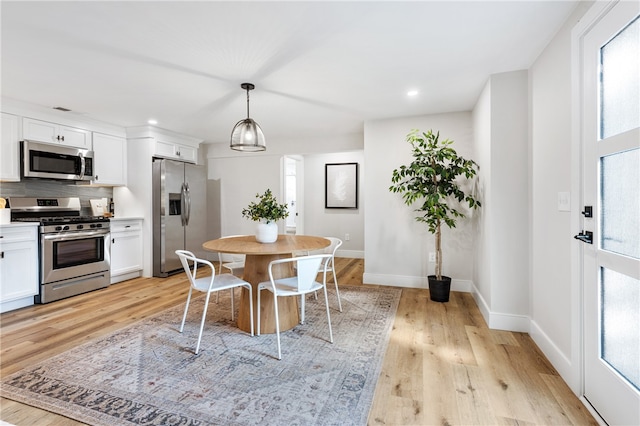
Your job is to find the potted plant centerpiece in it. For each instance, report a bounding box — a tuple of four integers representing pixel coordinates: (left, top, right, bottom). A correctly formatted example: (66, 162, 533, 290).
(242, 189, 289, 243)
(389, 129, 481, 302)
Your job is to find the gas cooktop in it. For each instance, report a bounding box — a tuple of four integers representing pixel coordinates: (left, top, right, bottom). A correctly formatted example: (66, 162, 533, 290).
(14, 216, 109, 225)
(8, 197, 110, 226)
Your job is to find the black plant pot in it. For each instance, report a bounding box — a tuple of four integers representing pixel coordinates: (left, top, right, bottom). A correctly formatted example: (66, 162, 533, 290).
(428, 275, 452, 302)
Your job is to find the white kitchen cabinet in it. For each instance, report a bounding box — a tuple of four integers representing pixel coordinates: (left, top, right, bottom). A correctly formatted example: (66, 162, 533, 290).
(1, 112, 20, 181)
(0, 224, 39, 313)
(110, 218, 143, 283)
(155, 139, 197, 163)
(22, 117, 91, 149)
(92, 132, 127, 186)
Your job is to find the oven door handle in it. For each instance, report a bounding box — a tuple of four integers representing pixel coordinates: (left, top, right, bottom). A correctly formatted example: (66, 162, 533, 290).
(43, 230, 110, 241)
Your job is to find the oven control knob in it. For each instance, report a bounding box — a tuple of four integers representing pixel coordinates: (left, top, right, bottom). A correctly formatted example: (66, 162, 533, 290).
(77, 225, 84, 230)
(63, 226, 70, 231)
(55, 226, 62, 231)
(89, 224, 96, 228)
(96, 223, 102, 228)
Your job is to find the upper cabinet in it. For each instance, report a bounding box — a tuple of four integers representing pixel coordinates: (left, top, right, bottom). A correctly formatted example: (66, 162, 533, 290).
(155, 139, 197, 163)
(92, 132, 127, 186)
(1, 113, 20, 182)
(126, 125, 201, 165)
(22, 117, 91, 149)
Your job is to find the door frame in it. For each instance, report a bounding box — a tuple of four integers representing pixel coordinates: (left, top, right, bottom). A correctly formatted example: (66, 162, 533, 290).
(282, 155, 304, 235)
(570, 0, 635, 422)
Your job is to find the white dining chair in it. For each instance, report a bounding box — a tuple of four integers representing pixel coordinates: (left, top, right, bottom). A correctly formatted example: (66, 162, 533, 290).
(320, 237, 343, 312)
(176, 250, 254, 355)
(216, 235, 246, 303)
(306, 237, 343, 312)
(257, 254, 334, 360)
(219, 252, 245, 277)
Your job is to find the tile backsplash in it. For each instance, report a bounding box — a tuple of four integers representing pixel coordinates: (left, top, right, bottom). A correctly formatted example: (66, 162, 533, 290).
(0, 180, 113, 216)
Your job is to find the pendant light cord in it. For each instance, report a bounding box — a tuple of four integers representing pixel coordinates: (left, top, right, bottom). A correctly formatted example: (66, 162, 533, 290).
(246, 87, 250, 118)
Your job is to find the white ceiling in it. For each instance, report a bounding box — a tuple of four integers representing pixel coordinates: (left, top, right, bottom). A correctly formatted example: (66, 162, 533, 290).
(1, 1, 578, 147)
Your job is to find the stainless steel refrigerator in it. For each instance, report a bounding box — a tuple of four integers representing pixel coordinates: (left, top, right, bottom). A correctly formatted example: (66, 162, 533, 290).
(152, 158, 207, 277)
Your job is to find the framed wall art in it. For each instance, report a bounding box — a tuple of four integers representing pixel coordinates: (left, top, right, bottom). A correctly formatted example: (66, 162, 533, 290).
(325, 162, 358, 209)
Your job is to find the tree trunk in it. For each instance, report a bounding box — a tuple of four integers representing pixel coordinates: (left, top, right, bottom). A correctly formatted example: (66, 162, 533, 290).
(435, 220, 442, 280)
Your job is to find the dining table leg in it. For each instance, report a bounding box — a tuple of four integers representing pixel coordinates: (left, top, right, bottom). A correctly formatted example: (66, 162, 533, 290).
(237, 253, 300, 334)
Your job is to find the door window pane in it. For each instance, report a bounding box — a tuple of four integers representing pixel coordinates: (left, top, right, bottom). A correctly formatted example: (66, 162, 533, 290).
(601, 267, 640, 391)
(600, 16, 639, 139)
(600, 148, 640, 259)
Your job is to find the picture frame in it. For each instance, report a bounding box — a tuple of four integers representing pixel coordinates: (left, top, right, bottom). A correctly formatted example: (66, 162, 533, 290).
(325, 162, 358, 209)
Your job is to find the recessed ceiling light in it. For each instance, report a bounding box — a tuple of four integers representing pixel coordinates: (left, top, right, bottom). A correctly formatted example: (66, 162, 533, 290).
(148, 119, 158, 125)
(407, 90, 418, 97)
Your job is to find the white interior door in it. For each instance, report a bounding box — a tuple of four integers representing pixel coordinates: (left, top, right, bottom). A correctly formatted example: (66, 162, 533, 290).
(283, 156, 304, 235)
(580, 2, 640, 425)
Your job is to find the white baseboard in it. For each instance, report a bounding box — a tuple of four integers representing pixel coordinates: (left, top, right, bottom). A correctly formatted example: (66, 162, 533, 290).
(471, 288, 492, 327)
(111, 271, 142, 284)
(470, 284, 530, 332)
(362, 272, 472, 292)
(0, 296, 35, 313)
(529, 319, 574, 385)
(336, 250, 364, 259)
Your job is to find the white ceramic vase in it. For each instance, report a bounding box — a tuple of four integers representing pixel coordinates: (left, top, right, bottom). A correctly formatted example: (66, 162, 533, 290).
(255, 221, 278, 243)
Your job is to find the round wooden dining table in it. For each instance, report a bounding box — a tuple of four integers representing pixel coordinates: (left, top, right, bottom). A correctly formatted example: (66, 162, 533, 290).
(202, 234, 330, 334)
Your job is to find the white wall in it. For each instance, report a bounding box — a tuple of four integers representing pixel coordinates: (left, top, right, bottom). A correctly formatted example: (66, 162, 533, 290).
(363, 112, 477, 290)
(470, 71, 530, 332)
(303, 151, 365, 258)
(206, 148, 366, 258)
(528, 1, 594, 391)
(207, 154, 283, 238)
(473, 81, 493, 309)
(492, 71, 530, 320)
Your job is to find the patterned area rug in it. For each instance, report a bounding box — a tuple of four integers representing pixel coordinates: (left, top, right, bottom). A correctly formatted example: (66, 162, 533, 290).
(1, 285, 401, 426)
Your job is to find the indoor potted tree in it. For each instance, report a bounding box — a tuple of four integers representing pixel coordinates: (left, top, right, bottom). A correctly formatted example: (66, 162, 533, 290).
(389, 129, 481, 302)
(242, 189, 289, 243)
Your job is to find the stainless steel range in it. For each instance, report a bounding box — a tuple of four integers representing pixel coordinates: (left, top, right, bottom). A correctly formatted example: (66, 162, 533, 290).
(9, 197, 111, 303)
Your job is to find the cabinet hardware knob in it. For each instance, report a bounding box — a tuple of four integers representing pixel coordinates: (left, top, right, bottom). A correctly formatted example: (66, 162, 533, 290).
(112, 238, 115, 244)
(1, 252, 4, 259)
(61, 135, 65, 141)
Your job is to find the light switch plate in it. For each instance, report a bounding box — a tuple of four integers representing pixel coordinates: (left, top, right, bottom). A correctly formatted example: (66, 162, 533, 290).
(558, 192, 571, 212)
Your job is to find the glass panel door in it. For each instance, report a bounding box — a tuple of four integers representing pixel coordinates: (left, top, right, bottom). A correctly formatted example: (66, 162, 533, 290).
(582, 3, 640, 425)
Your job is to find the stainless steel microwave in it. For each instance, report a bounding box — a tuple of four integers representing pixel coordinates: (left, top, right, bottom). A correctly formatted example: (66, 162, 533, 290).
(21, 140, 94, 181)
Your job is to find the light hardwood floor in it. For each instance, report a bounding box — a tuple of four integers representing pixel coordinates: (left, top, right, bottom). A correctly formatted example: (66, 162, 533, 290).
(0, 258, 597, 425)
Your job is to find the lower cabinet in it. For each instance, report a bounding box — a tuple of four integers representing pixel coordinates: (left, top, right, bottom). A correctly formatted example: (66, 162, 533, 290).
(110, 219, 143, 284)
(0, 225, 39, 313)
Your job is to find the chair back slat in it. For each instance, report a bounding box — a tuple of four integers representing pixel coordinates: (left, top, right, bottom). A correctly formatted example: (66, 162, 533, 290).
(176, 249, 214, 290)
(322, 237, 342, 266)
(295, 255, 324, 291)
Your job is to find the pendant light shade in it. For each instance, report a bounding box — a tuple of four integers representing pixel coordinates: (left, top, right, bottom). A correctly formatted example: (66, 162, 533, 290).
(230, 83, 266, 152)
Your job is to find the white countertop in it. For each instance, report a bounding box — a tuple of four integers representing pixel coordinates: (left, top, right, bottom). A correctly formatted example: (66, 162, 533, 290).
(0, 222, 40, 228)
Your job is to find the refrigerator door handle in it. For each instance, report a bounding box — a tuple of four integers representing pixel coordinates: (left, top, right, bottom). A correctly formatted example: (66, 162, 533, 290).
(180, 183, 186, 226)
(183, 182, 191, 226)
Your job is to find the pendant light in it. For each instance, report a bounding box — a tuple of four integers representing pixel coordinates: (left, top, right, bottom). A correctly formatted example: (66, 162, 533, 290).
(230, 82, 266, 152)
